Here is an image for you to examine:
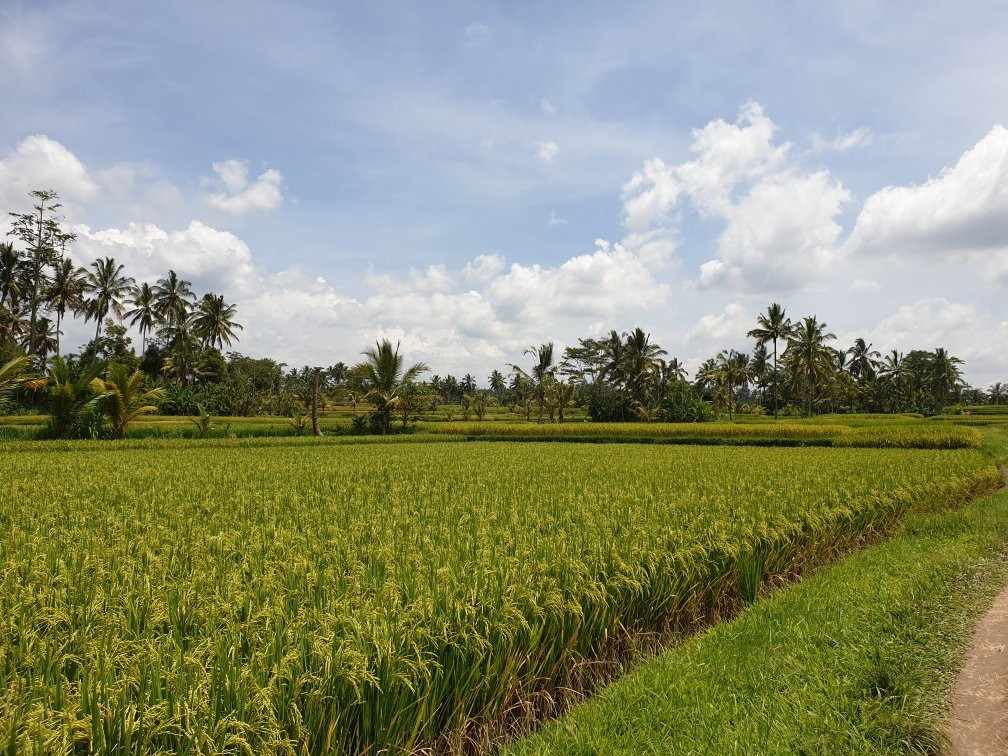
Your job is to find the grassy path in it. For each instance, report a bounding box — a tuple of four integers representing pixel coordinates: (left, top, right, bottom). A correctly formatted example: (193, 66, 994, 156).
(507, 482, 1008, 754)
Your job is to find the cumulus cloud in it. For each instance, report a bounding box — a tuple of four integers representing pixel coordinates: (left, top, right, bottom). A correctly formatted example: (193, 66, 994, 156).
(536, 141, 559, 162)
(699, 171, 850, 290)
(865, 297, 1008, 380)
(0, 135, 99, 214)
(684, 301, 748, 346)
(846, 124, 1008, 282)
(75, 220, 258, 295)
(622, 101, 789, 233)
(622, 102, 847, 292)
(204, 159, 284, 214)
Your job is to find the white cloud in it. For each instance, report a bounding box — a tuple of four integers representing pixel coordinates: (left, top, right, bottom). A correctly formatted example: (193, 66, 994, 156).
(536, 141, 559, 162)
(547, 210, 567, 225)
(622, 102, 790, 234)
(699, 170, 850, 290)
(865, 297, 1008, 382)
(204, 159, 284, 214)
(540, 97, 557, 115)
(75, 220, 257, 296)
(846, 125, 1008, 277)
(810, 128, 873, 153)
(684, 301, 748, 346)
(0, 135, 99, 214)
(622, 102, 849, 294)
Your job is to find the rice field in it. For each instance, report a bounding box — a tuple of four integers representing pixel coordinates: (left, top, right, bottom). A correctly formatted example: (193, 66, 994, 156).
(420, 420, 981, 449)
(0, 438, 998, 753)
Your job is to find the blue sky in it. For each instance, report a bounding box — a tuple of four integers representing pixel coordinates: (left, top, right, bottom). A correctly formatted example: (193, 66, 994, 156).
(2, 1, 1007, 384)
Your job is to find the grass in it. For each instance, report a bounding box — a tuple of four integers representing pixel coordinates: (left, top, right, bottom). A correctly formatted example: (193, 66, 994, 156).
(507, 485, 1008, 755)
(0, 440, 997, 753)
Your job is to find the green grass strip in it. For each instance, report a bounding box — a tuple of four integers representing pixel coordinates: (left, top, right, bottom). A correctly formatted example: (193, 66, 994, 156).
(508, 488, 1008, 755)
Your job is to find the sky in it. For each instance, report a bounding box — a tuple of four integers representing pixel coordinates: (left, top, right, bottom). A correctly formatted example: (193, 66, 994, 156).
(1, 0, 1007, 385)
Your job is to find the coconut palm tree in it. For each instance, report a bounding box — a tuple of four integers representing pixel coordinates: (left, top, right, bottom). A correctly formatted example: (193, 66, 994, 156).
(990, 382, 1005, 406)
(488, 369, 506, 400)
(749, 343, 770, 406)
(0, 242, 23, 310)
(510, 342, 555, 423)
(785, 316, 837, 417)
(35, 317, 58, 362)
(191, 293, 243, 350)
(879, 349, 905, 409)
(126, 282, 158, 355)
(90, 363, 166, 438)
(599, 330, 629, 420)
(352, 339, 429, 435)
(747, 303, 793, 418)
(931, 347, 964, 406)
(0, 355, 31, 403)
(153, 269, 197, 331)
(623, 327, 667, 404)
(84, 257, 135, 342)
(461, 373, 476, 394)
(715, 349, 750, 420)
(47, 257, 86, 357)
(846, 338, 881, 381)
(548, 378, 578, 423)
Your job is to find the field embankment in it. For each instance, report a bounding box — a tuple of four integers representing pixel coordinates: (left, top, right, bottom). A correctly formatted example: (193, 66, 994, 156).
(507, 486, 1008, 754)
(0, 439, 997, 753)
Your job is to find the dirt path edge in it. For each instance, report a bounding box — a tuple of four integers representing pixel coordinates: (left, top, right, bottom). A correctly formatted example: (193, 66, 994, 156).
(947, 586, 1008, 755)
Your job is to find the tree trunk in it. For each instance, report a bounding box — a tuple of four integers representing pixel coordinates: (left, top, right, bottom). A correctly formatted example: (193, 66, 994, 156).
(772, 338, 778, 419)
(311, 368, 322, 436)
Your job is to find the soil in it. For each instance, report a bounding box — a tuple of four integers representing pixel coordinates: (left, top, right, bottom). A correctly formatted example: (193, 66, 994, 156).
(947, 466, 1008, 755)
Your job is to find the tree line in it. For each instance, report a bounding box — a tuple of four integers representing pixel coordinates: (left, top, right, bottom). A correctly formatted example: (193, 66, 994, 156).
(2, 189, 1004, 437)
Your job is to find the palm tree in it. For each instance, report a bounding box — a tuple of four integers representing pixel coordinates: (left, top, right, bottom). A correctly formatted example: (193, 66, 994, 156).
(90, 363, 166, 438)
(623, 327, 667, 404)
(931, 347, 964, 406)
(0, 355, 31, 403)
(47, 258, 86, 357)
(153, 270, 197, 331)
(749, 343, 770, 406)
(488, 369, 506, 400)
(785, 316, 837, 416)
(191, 293, 243, 349)
(35, 317, 58, 362)
(126, 282, 158, 355)
(0, 242, 23, 310)
(715, 349, 750, 420)
(879, 350, 905, 410)
(846, 338, 881, 381)
(548, 378, 578, 423)
(352, 339, 429, 434)
(84, 257, 135, 342)
(747, 303, 793, 418)
(46, 356, 102, 438)
(461, 373, 476, 394)
(990, 382, 1005, 406)
(599, 330, 628, 420)
(510, 342, 555, 423)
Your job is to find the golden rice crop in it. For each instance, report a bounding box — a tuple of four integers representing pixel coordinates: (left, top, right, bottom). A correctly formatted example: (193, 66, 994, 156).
(0, 440, 997, 753)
